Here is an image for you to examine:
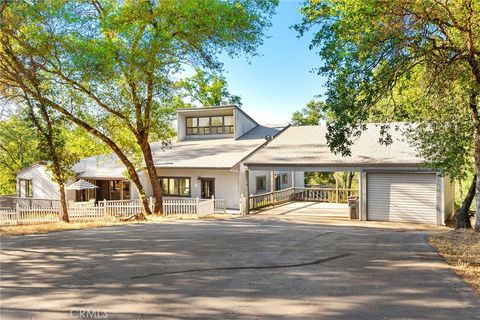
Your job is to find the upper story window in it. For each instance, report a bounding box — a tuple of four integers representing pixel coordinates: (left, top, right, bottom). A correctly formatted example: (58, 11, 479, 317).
(186, 115, 234, 136)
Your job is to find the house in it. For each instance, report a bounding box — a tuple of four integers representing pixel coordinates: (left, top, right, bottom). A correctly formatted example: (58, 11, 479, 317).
(244, 124, 455, 225)
(15, 106, 304, 210)
(15, 107, 454, 225)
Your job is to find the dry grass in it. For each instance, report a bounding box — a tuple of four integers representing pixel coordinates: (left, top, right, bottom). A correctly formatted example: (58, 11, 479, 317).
(0, 220, 135, 236)
(0, 214, 238, 236)
(428, 229, 480, 294)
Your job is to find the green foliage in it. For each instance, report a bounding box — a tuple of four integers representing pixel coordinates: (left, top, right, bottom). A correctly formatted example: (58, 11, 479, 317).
(0, 115, 39, 194)
(295, 0, 480, 157)
(0, 0, 275, 168)
(368, 65, 474, 179)
(179, 70, 242, 107)
(304, 172, 335, 186)
(304, 172, 357, 189)
(291, 100, 328, 126)
(0, 108, 109, 195)
(296, 1, 479, 182)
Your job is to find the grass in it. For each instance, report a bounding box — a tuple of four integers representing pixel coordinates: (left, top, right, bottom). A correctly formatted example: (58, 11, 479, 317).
(428, 229, 480, 294)
(0, 213, 238, 236)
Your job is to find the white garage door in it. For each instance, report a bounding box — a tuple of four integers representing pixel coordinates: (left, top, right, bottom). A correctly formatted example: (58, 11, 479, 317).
(367, 173, 437, 224)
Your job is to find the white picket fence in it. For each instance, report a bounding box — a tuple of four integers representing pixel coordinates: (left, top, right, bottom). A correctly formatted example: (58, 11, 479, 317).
(0, 197, 219, 226)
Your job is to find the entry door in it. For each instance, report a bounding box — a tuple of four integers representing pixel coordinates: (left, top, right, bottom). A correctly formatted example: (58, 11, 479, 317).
(274, 175, 281, 191)
(200, 178, 215, 199)
(367, 173, 437, 224)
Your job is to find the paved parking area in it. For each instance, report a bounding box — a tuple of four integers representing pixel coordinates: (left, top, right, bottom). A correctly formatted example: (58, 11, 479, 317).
(1, 210, 478, 319)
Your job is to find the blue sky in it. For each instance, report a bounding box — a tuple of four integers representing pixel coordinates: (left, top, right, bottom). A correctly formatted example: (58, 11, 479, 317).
(220, 0, 326, 125)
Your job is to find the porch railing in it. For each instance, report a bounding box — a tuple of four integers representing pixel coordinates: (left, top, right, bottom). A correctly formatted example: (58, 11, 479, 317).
(248, 187, 358, 213)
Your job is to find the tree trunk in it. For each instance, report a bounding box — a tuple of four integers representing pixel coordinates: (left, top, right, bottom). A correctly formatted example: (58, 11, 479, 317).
(129, 172, 148, 220)
(39, 95, 151, 218)
(474, 121, 480, 231)
(58, 183, 69, 222)
(467, 89, 480, 232)
(455, 174, 475, 229)
(140, 139, 163, 215)
(347, 172, 354, 196)
(476, 173, 480, 231)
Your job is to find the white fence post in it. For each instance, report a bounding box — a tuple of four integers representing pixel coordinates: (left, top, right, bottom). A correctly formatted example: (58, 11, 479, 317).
(103, 199, 107, 218)
(1, 197, 227, 226)
(15, 202, 20, 224)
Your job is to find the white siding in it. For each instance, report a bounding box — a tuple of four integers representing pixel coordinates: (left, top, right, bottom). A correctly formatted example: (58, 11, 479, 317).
(155, 168, 240, 209)
(17, 164, 61, 200)
(177, 112, 187, 141)
(367, 173, 437, 224)
(249, 170, 272, 194)
(443, 177, 455, 223)
(234, 109, 257, 139)
(247, 170, 304, 195)
(294, 171, 305, 188)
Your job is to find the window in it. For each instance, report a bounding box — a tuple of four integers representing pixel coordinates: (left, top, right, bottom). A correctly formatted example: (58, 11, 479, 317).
(282, 174, 288, 184)
(186, 115, 234, 135)
(159, 177, 191, 197)
(110, 180, 122, 200)
(20, 179, 33, 197)
(256, 176, 266, 192)
(122, 181, 130, 200)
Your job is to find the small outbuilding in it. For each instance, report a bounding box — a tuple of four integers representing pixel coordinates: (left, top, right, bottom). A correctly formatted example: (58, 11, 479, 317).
(244, 124, 454, 225)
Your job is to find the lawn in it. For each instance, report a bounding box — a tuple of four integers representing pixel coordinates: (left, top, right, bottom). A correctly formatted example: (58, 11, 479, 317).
(428, 229, 480, 294)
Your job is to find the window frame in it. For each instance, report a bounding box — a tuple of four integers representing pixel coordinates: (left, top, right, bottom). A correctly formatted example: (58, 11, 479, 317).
(186, 115, 234, 136)
(158, 176, 191, 197)
(282, 173, 288, 184)
(256, 176, 267, 192)
(19, 179, 33, 198)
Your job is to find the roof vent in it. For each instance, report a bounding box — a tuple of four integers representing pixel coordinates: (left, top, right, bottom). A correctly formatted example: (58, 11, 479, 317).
(264, 135, 273, 141)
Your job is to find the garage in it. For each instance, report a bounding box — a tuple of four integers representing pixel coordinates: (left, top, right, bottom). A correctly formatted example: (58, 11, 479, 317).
(244, 125, 455, 225)
(367, 173, 437, 224)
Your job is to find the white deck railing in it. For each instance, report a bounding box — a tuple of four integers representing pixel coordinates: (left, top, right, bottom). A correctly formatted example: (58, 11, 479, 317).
(248, 187, 359, 212)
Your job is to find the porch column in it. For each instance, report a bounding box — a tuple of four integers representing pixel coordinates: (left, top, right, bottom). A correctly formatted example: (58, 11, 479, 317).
(245, 169, 250, 214)
(335, 172, 339, 203)
(270, 171, 275, 192)
(359, 171, 367, 220)
(291, 171, 295, 188)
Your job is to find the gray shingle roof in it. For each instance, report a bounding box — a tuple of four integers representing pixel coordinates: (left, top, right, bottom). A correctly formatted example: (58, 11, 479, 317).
(73, 154, 126, 179)
(151, 125, 280, 168)
(73, 125, 281, 178)
(245, 124, 424, 168)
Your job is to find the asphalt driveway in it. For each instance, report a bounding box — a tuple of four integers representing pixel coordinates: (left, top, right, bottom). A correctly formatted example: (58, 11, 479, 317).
(1, 212, 478, 319)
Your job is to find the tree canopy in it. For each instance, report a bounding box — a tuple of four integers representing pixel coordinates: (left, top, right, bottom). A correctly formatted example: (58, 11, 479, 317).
(178, 70, 242, 107)
(0, 0, 278, 215)
(291, 100, 327, 126)
(296, 0, 480, 230)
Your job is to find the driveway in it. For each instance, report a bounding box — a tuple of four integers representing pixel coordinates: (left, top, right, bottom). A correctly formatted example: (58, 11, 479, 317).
(1, 211, 478, 319)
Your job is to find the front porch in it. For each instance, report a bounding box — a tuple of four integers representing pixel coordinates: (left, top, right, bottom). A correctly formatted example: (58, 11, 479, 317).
(73, 179, 131, 202)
